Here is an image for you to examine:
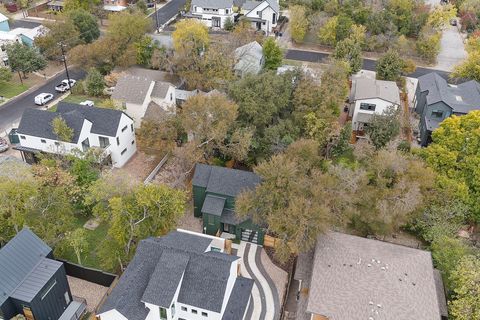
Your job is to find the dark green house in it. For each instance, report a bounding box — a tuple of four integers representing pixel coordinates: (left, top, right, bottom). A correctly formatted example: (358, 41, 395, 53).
(192, 163, 265, 244)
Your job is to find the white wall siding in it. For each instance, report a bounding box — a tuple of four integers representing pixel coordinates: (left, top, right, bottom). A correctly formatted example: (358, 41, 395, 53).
(352, 97, 399, 131)
(109, 113, 136, 168)
(97, 309, 129, 320)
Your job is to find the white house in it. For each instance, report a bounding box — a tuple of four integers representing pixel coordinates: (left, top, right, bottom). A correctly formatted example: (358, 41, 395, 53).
(112, 68, 180, 127)
(241, 0, 279, 35)
(349, 77, 401, 134)
(15, 102, 136, 168)
(234, 41, 264, 77)
(188, 0, 236, 28)
(0, 31, 20, 66)
(97, 230, 254, 320)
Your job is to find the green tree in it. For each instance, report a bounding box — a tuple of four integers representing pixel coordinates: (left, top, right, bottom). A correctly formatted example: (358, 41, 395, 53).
(452, 50, 480, 82)
(136, 0, 148, 14)
(262, 37, 283, 70)
(431, 236, 473, 289)
(35, 20, 81, 60)
(52, 117, 74, 142)
(172, 19, 209, 54)
(67, 228, 89, 265)
(416, 26, 441, 64)
(318, 16, 338, 46)
(428, 4, 457, 29)
(421, 111, 480, 221)
(69, 9, 100, 43)
(224, 17, 234, 31)
(6, 43, 47, 83)
(85, 68, 105, 97)
(64, 0, 101, 12)
(332, 38, 362, 74)
(136, 36, 157, 67)
(449, 255, 480, 320)
(290, 5, 309, 42)
(0, 67, 12, 83)
(376, 49, 415, 81)
(365, 106, 400, 149)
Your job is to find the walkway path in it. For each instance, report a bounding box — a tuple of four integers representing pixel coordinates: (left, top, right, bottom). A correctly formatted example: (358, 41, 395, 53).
(238, 242, 280, 320)
(435, 25, 467, 72)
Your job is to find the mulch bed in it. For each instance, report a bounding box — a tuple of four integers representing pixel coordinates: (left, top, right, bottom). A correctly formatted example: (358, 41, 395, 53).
(265, 246, 296, 274)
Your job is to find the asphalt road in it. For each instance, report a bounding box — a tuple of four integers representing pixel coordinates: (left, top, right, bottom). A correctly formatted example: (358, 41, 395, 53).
(10, 19, 42, 29)
(285, 49, 451, 79)
(0, 68, 86, 134)
(151, 0, 186, 28)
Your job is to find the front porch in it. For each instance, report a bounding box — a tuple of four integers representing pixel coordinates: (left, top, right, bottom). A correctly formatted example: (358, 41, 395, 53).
(58, 297, 87, 320)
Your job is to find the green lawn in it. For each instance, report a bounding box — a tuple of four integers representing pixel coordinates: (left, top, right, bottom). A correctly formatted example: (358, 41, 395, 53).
(0, 82, 29, 98)
(63, 94, 108, 106)
(56, 215, 109, 271)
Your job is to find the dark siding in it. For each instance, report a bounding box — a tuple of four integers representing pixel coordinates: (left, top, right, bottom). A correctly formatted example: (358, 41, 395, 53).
(414, 85, 427, 115)
(203, 213, 221, 235)
(0, 299, 17, 320)
(193, 186, 206, 217)
(236, 219, 265, 245)
(30, 265, 71, 320)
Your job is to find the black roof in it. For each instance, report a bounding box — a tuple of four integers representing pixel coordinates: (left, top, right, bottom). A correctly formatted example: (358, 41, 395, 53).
(0, 228, 53, 305)
(201, 194, 226, 216)
(17, 103, 127, 143)
(221, 277, 254, 320)
(192, 164, 260, 197)
(99, 231, 243, 319)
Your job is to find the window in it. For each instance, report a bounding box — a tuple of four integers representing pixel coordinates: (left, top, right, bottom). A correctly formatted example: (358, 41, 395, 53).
(99, 136, 110, 148)
(41, 279, 57, 300)
(20, 135, 26, 140)
(41, 139, 46, 143)
(116, 137, 120, 146)
(226, 9, 229, 13)
(82, 138, 90, 152)
(181, 307, 187, 311)
(131, 124, 134, 132)
(272, 13, 276, 24)
(208, 214, 215, 225)
(121, 148, 127, 155)
(431, 110, 444, 118)
(121, 125, 127, 132)
(160, 308, 167, 320)
(359, 103, 376, 111)
(172, 303, 176, 317)
(192, 309, 198, 314)
(256, 11, 260, 15)
(64, 291, 70, 304)
(131, 140, 135, 145)
(170, 93, 173, 101)
(55, 141, 60, 146)
(202, 312, 208, 317)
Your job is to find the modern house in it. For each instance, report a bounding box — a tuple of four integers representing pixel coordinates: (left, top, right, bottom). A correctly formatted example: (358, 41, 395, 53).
(103, 0, 128, 11)
(192, 164, 264, 244)
(414, 72, 480, 146)
(15, 102, 136, 168)
(188, 0, 236, 29)
(97, 230, 254, 320)
(112, 68, 180, 127)
(349, 77, 401, 136)
(240, 0, 279, 35)
(0, 228, 85, 320)
(0, 31, 20, 66)
(0, 13, 9, 32)
(295, 232, 448, 320)
(234, 41, 264, 77)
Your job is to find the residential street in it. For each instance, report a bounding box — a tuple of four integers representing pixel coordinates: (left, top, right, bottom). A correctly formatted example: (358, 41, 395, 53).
(150, 0, 186, 29)
(285, 49, 452, 79)
(0, 68, 86, 135)
(435, 25, 467, 72)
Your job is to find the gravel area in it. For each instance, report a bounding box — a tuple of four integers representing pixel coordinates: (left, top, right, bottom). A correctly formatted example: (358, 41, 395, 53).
(176, 202, 203, 233)
(114, 151, 159, 183)
(154, 155, 187, 188)
(67, 276, 109, 313)
(261, 249, 289, 306)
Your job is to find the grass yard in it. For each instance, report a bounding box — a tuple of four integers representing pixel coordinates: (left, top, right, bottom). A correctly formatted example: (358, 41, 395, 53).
(0, 82, 28, 98)
(56, 215, 109, 271)
(63, 94, 109, 106)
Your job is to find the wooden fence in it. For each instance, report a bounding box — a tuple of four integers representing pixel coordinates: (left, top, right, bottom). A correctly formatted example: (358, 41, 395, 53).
(264, 235, 281, 248)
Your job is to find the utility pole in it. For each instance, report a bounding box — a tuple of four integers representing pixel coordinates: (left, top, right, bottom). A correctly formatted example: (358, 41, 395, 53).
(154, 0, 159, 32)
(59, 43, 72, 89)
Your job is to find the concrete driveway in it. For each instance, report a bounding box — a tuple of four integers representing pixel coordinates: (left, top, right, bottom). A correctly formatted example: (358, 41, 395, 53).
(435, 25, 467, 72)
(150, 0, 186, 29)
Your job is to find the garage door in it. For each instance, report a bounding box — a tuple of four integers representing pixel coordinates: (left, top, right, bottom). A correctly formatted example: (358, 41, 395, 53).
(241, 229, 258, 244)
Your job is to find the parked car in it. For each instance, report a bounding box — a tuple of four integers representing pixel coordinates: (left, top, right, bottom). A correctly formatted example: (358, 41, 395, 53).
(0, 137, 8, 153)
(55, 79, 76, 93)
(80, 100, 94, 107)
(34, 93, 54, 106)
(4, 2, 18, 13)
(450, 19, 457, 26)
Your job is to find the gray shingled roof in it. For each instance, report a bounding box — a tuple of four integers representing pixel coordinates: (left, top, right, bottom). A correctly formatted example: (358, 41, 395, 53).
(192, 164, 261, 197)
(151, 81, 172, 99)
(112, 74, 153, 105)
(17, 103, 126, 143)
(418, 72, 480, 114)
(307, 232, 444, 320)
(0, 228, 53, 305)
(221, 277, 254, 320)
(144, 101, 169, 123)
(191, 0, 233, 8)
(141, 250, 189, 308)
(243, 0, 279, 13)
(100, 231, 243, 319)
(201, 195, 226, 216)
(352, 78, 401, 106)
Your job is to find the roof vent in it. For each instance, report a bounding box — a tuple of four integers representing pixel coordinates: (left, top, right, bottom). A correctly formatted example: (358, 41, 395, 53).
(455, 95, 463, 101)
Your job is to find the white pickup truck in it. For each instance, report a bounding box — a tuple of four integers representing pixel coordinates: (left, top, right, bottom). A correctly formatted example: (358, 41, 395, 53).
(55, 79, 76, 93)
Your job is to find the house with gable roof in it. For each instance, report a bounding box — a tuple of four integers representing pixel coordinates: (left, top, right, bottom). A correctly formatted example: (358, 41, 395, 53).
(293, 232, 448, 320)
(192, 164, 265, 245)
(15, 102, 136, 168)
(0, 228, 86, 320)
(188, 0, 237, 28)
(96, 229, 253, 320)
(414, 72, 480, 146)
(240, 0, 279, 34)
